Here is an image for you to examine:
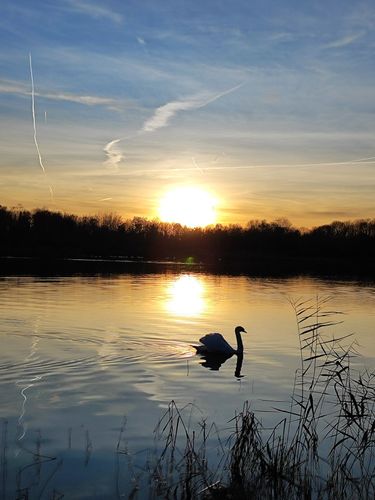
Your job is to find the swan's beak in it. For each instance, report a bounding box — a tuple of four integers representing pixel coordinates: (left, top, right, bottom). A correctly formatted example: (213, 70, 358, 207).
(243, 329, 247, 333)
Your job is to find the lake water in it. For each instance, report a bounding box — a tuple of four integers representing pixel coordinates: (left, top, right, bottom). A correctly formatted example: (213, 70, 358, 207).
(1, 266, 374, 498)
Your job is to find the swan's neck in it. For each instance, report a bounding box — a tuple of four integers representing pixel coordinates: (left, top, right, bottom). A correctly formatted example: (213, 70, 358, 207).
(235, 331, 244, 354)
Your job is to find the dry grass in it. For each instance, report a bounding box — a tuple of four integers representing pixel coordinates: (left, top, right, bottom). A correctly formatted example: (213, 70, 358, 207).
(2, 297, 374, 499)
(147, 297, 375, 499)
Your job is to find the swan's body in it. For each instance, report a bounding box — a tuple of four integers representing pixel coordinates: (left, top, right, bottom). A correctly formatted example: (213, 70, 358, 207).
(194, 326, 246, 356)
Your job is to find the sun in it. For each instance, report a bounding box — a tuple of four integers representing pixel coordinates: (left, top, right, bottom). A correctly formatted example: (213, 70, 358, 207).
(158, 187, 217, 227)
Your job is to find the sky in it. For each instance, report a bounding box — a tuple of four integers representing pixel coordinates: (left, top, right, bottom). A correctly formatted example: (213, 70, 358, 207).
(1, 0, 375, 227)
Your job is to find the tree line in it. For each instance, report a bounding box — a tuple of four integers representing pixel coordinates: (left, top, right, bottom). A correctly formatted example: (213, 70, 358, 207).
(0, 206, 374, 270)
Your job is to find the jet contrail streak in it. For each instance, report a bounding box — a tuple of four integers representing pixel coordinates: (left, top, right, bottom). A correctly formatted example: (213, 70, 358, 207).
(29, 53, 54, 199)
(103, 83, 245, 169)
(29, 53, 46, 174)
(108, 156, 375, 177)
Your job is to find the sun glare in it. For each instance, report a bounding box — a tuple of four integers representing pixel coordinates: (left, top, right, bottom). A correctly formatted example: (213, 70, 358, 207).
(166, 275, 205, 317)
(158, 187, 217, 227)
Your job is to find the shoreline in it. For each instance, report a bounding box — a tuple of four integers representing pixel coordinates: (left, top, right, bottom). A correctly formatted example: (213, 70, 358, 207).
(1, 255, 374, 280)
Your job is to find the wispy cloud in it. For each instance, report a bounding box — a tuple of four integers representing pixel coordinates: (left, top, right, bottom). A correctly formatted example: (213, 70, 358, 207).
(269, 32, 297, 43)
(103, 82, 245, 170)
(0, 80, 26, 95)
(65, 0, 123, 24)
(103, 139, 124, 171)
(45, 92, 116, 106)
(0, 78, 117, 108)
(142, 99, 201, 133)
(323, 32, 364, 49)
(142, 82, 245, 133)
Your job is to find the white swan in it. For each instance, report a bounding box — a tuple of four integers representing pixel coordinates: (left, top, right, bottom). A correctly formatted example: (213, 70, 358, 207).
(193, 326, 247, 356)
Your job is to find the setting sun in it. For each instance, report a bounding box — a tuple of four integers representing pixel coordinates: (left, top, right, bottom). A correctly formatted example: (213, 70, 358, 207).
(158, 187, 217, 227)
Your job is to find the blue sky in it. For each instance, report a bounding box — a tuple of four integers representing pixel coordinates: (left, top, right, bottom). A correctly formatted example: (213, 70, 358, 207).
(1, 0, 374, 226)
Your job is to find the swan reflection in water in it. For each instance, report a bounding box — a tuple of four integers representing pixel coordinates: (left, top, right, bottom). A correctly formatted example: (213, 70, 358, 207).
(198, 351, 244, 378)
(193, 326, 247, 378)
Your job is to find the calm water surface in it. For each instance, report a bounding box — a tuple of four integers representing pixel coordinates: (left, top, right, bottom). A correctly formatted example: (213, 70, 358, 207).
(0, 269, 374, 498)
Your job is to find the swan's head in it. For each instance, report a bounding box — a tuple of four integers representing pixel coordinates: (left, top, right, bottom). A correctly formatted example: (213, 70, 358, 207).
(235, 326, 247, 335)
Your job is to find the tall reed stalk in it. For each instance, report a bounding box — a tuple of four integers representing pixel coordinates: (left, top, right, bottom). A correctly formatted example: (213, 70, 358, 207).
(148, 297, 375, 499)
(4, 298, 374, 499)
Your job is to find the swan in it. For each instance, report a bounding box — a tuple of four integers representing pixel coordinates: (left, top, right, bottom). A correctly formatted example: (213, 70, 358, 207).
(193, 326, 246, 356)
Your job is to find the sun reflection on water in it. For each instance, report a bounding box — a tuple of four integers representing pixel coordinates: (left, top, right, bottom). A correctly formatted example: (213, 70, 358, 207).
(166, 275, 206, 317)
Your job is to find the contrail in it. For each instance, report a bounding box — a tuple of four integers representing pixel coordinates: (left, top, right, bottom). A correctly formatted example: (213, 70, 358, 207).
(198, 81, 245, 108)
(142, 82, 246, 133)
(103, 83, 245, 169)
(192, 157, 203, 173)
(29, 53, 54, 199)
(103, 78, 375, 177)
(29, 53, 46, 174)
(191, 152, 226, 173)
(103, 138, 123, 171)
(109, 156, 375, 177)
(352, 155, 375, 162)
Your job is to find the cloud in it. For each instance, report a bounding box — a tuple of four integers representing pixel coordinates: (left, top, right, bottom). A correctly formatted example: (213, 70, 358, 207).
(142, 82, 245, 133)
(0, 78, 117, 108)
(323, 32, 364, 49)
(142, 99, 201, 132)
(103, 82, 245, 169)
(303, 209, 365, 220)
(0, 80, 26, 95)
(44, 92, 116, 106)
(269, 32, 297, 43)
(103, 139, 124, 171)
(65, 0, 123, 24)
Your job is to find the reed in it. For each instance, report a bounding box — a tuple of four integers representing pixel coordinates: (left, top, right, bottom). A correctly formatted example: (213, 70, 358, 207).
(3, 298, 374, 498)
(148, 297, 375, 499)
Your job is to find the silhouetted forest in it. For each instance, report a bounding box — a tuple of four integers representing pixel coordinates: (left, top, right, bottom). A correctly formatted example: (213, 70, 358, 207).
(1, 206, 374, 274)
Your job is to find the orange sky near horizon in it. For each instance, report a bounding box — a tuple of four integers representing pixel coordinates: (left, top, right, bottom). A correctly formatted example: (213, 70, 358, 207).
(2, 157, 373, 229)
